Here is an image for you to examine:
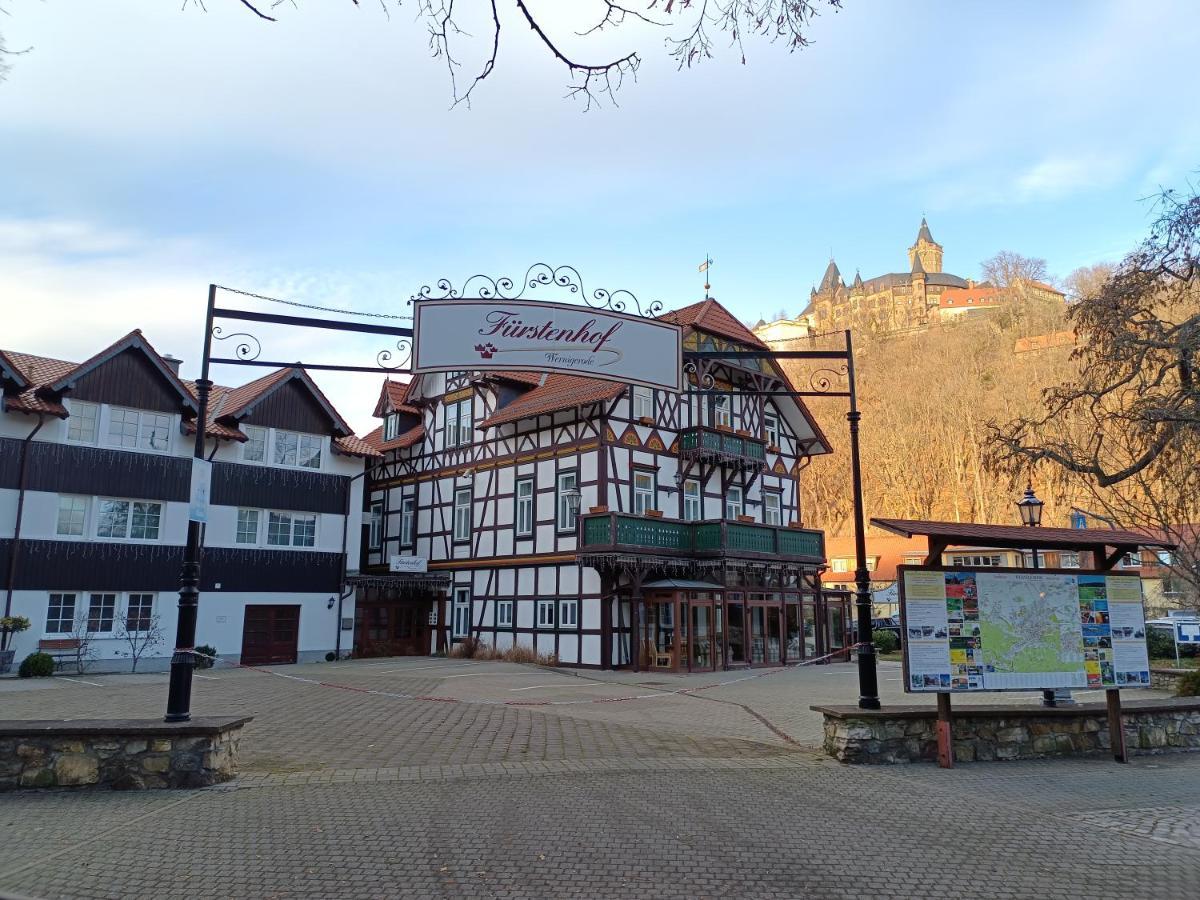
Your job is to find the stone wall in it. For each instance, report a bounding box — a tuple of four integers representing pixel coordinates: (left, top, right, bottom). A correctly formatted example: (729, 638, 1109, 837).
(814, 699, 1200, 765)
(1150, 667, 1190, 691)
(0, 717, 250, 791)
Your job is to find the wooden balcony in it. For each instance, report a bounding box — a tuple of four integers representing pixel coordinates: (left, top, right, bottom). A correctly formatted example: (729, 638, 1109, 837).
(678, 426, 766, 470)
(579, 512, 824, 563)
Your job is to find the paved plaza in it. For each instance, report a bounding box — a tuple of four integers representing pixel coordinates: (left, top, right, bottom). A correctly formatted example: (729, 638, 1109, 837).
(2, 658, 1199, 898)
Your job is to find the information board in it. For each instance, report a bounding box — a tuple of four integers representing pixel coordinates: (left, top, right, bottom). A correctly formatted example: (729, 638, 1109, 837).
(899, 567, 1152, 693)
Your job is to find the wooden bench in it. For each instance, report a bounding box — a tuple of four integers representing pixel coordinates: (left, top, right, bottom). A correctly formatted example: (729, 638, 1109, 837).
(37, 638, 81, 671)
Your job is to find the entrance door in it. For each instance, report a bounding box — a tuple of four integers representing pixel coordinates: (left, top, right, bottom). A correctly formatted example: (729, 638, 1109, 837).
(355, 600, 432, 657)
(725, 598, 746, 667)
(689, 602, 715, 672)
(241, 605, 300, 666)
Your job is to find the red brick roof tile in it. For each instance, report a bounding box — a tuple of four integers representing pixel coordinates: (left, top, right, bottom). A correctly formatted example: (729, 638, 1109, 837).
(658, 299, 769, 349)
(479, 373, 624, 428)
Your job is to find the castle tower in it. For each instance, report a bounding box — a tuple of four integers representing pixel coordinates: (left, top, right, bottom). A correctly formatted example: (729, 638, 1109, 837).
(907, 217, 943, 274)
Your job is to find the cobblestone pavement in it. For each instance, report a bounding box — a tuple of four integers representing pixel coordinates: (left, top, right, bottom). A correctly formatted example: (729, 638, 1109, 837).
(1, 659, 1197, 898)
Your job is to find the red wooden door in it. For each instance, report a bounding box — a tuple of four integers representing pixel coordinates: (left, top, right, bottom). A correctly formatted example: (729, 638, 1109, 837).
(240, 605, 301, 666)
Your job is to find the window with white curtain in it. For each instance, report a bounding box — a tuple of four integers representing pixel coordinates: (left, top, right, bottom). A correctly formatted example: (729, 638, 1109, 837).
(725, 486, 743, 519)
(454, 488, 472, 542)
(683, 479, 702, 522)
(516, 478, 534, 536)
(632, 471, 655, 515)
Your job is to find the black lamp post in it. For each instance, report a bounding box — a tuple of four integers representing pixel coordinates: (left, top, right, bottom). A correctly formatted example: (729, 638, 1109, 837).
(1017, 483, 1065, 707)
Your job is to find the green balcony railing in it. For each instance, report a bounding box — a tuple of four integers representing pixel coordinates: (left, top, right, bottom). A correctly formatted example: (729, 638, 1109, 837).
(678, 426, 766, 465)
(579, 512, 824, 562)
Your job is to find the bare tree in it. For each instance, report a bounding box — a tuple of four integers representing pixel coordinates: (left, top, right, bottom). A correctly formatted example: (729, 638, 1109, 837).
(980, 250, 1050, 291)
(175, 1, 843, 109)
(114, 613, 166, 674)
(66, 615, 98, 676)
(988, 183, 1200, 608)
(1063, 262, 1116, 303)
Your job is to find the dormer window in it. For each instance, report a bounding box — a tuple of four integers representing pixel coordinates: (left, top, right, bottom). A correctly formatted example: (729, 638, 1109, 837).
(66, 400, 99, 444)
(383, 413, 400, 442)
(107, 407, 172, 453)
(241, 425, 267, 462)
(274, 430, 323, 470)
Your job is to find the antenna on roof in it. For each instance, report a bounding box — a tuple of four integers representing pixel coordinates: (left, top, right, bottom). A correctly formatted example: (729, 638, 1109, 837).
(698, 255, 713, 300)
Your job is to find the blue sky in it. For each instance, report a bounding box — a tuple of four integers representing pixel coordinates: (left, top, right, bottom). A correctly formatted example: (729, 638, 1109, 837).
(2, 0, 1198, 432)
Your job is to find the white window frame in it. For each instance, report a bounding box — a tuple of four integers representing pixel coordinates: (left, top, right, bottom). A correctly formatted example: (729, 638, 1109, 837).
(632, 386, 654, 420)
(66, 400, 99, 445)
(831, 558, 851, 573)
(497, 600, 514, 628)
(447, 399, 472, 448)
(56, 495, 89, 537)
(1060, 551, 1080, 569)
(515, 477, 534, 537)
(241, 425, 267, 463)
(764, 411, 780, 447)
(400, 497, 415, 547)
(106, 406, 173, 453)
(537, 599, 556, 629)
(556, 471, 578, 533)
(368, 501, 383, 550)
(383, 413, 400, 442)
(95, 498, 163, 542)
(273, 430, 323, 470)
(559, 599, 578, 628)
(124, 593, 155, 633)
(725, 486, 743, 520)
(266, 511, 318, 548)
(453, 488, 472, 543)
(713, 395, 732, 429)
(87, 592, 117, 634)
(683, 479, 702, 522)
(46, 593, 77, 634)
(1120, 552, 1141, 568)
(632, 471, 656, 516)
(763, 493, 782, 526)
(235, 508, 261, 545)
(452, 587, 471, 639)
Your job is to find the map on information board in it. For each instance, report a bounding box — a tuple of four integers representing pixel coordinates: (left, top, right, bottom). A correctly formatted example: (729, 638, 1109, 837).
(900, 568, 1152, 693)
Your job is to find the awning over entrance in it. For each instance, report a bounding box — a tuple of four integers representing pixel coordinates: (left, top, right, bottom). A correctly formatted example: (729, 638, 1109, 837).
(640, 578, 724, 590)
(871, 517, 1176, 570)
(346, 572, 452, 591)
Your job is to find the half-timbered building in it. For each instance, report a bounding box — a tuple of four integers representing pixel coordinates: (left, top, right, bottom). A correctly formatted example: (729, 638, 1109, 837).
(360, 299, 850, 670)
(0, 331, 377, 671)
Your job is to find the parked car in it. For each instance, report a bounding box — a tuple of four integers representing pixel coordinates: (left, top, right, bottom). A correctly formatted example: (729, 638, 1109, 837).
(847, 617, 903, 647)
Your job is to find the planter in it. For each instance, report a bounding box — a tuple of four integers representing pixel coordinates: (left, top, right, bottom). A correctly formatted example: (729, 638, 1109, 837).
(735, 429, 750, 437)
(645, 510, 664, 518)
(0, 649, 14, 675)
(736, 514, 755, 523)
(638, 416, 654, 426)
(589, 505, 608, 514)
(767, 443, 781, 453)
(715, 425, 733, 433)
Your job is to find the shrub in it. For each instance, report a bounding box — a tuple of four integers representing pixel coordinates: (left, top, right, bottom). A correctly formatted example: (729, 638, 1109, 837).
(1145, 628, 1175, 660)
(1177, 670, 1200, 697)
(193, 644, 218, 669)
(18, 652, 55, 678)
(502, 644, 538, 664)
(873, 630, 899, 654)
(449, 636, 481, 659)
(325, 651, 336, 662)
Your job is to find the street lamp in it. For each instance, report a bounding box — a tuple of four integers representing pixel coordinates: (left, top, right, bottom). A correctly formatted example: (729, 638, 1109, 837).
(1016, 483, 1066, 706)
(1016, 483, 1044, 528)
(562, 485, 582, 517)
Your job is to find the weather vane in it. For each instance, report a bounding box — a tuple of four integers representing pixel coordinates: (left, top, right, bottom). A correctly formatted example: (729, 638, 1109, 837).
(699, 254, 713, 300)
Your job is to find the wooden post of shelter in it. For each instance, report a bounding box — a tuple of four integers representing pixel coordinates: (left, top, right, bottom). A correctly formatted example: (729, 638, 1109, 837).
(936, 692, 954, 768)
(1106, 688, 1127, 763)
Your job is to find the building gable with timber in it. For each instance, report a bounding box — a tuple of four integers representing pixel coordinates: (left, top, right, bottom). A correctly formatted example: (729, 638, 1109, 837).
(358, 299, 854, 671)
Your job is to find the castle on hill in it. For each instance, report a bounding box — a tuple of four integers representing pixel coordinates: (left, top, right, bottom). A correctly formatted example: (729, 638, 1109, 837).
(753, 219, 1064, 342)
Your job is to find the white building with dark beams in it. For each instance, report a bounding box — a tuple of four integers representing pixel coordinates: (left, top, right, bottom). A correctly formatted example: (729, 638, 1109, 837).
(359, 299, 847, 671)
(0, 331, 377, 672)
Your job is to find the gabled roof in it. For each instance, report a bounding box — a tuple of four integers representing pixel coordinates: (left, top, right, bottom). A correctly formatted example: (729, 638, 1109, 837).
(479, 373, 624, 428)
(208, 366, 354, 437)
(373, 379, 421, 418)
(334, 434, 383, 459)
(48, 330, 198, 414)
(362, 421, 426, 452)
(0, 349, 30, 391)
(658, 298, 769, 349)
(0, 350, 75, 417)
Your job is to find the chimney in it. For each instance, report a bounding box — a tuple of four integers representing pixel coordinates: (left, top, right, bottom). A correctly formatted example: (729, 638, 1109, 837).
(162, 354, 182, 376)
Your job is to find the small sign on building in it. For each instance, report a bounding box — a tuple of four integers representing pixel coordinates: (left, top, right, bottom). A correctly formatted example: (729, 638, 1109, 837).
(390, 555, 429, 574)
(188, 458, 212, 523)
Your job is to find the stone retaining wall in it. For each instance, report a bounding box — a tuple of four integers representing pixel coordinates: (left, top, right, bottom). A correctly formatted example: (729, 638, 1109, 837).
(0, 717, 251, 791)
(1150, 667, 1190, 691)
(814, 699, 1200, 765)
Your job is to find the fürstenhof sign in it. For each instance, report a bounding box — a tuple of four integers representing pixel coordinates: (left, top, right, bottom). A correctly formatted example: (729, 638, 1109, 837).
(412, 298, 683, 392)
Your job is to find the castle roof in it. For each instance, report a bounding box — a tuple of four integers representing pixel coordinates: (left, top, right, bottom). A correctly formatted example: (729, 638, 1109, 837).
(852, 270, 864, 289)
(915, 217, 936, 245)
(818, 259, 843, 293)
(911, 253, 926, 275)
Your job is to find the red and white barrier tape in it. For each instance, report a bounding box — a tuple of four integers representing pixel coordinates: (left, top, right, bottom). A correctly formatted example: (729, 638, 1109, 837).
(181, 642, 868, 709)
